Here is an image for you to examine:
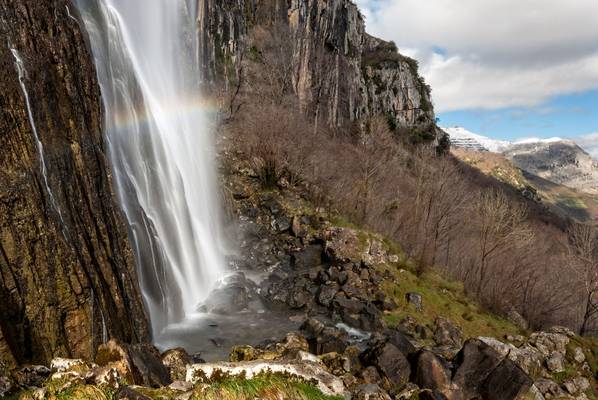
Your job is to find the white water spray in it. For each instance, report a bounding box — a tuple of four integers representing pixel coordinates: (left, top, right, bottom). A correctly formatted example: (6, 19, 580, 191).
(75, 0, 227, 339)
(10, 49, 67, 232)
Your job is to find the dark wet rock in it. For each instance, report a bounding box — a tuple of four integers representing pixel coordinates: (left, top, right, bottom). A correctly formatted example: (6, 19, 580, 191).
(418, 389, 449, 400)
(357, 302, 384, 331)
(361, 343, 410, 390)
(327, 266, 342, 283)
(385, 329, 417, 357)
(317, 284, 340, 307)
(406, 292, 423, 311)
(452, 339, 503, 396)
(114, 386, 152, 400)
(291, 216, 307, 237)
(271, 216, 292, 232)
(10, 365, 50, 388)
(344, 346, 363, 374)
(315, 328, 350, 355)
(414, 351, 453, 397)
(481, 359, 533, 400)
(96, 340, 171, 388)
(434, 318, 464, 348)
(161, 348, 192, 381)
(292, 244, 323, 268)
(200, 273, 256, 314)
(451, 338, 532, 400)
(301, 320, 349, 355)
(333, 295, 365, 315)
(301, 318, 327, 337)
(361, 366, 382, 384)
(353, 384, 391, 400)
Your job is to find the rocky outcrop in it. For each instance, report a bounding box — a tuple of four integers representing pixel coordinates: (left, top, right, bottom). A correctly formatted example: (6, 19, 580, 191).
(504, 140, 598, 196)
(199, 0, 440, 138)
(0, 1, 150, 366)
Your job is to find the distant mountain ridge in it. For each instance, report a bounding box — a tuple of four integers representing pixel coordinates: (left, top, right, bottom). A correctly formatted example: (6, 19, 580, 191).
(445, 126, 598, 195)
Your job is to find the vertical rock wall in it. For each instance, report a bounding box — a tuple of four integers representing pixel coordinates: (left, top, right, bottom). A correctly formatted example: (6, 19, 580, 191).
(0, 0, 150, 366)
(198, 0, 438, 131)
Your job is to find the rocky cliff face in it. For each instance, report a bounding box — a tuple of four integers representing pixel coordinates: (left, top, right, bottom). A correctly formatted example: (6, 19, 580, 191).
(0, 0, 150, 367)
(505, 140, 598, 195)
(199, 0, 439, 134)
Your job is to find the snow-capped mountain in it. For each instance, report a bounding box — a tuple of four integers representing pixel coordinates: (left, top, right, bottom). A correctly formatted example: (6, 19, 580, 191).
(444, 126, 598, 195)
(443, 126, 566, 153)
(444, 127, 511, 152)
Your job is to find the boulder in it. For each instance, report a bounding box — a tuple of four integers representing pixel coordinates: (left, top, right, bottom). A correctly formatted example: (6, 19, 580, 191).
(406, 292, 423, 311)
(385, 329, 417, 357)
(418, 389, 450, 400)
(545, 352, 565, 373)
(230, 345, 273, 362)
(563, 377, 590, 395)
(414, 351, 454, 397)
(534, 379, 564, 398)
(353, 384, 391, 400)
(320, 353, 351, 376)
(292, 244, 323, 268)
(527, 331, 569, 357)
(275, 332, 310, 358)
(0, 374, 14, 397)
(169, 380, 193, 392)
(452, 339, 507, 397)
(395, 383, 420, 399)
(453, 339, 532, 400)
(480, 359, 532, 400)
(317, 284, 340, 307)
(114, 386, 152, 400)
(199, 273, 254, 314)
(361, 343, 410, 390)
(506, 309, 528, 330)
(573, 347, 586, 364)
(96, 340, 171, 387)
(324, 228, 364, 263)
(92, 366, 121, 389)
(434, 318, 463, 348)
(11, 365, 50, 388)
(361, 366, 382, 384)
(314, 327, 349, 355)
(161, 348, 193, 381)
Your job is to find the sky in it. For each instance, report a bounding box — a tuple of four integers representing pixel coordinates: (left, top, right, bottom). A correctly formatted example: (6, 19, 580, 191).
(354, 0, 598, 151)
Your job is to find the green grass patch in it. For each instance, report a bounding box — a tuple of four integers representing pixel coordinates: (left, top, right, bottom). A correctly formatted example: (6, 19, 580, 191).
(557, 195, 587, 209)
(193, 374, 343, 400)
(379, 266, 521, 339)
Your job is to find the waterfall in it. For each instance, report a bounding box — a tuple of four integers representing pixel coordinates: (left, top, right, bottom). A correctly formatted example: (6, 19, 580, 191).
(10, 48, 68, 234)
(75, 0, 227, 339)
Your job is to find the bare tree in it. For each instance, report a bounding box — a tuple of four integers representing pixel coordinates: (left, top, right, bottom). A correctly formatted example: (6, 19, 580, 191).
(472, 190, 534, 296)
(567, 223, 598, 335)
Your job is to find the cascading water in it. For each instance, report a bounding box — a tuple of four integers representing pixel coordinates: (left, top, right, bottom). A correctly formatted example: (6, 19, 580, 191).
(75, 0, 227, 341)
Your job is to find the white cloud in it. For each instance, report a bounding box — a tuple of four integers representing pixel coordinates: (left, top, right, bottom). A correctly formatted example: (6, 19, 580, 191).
(355, 0, 598, 112)
(573, 132, 598, 151)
